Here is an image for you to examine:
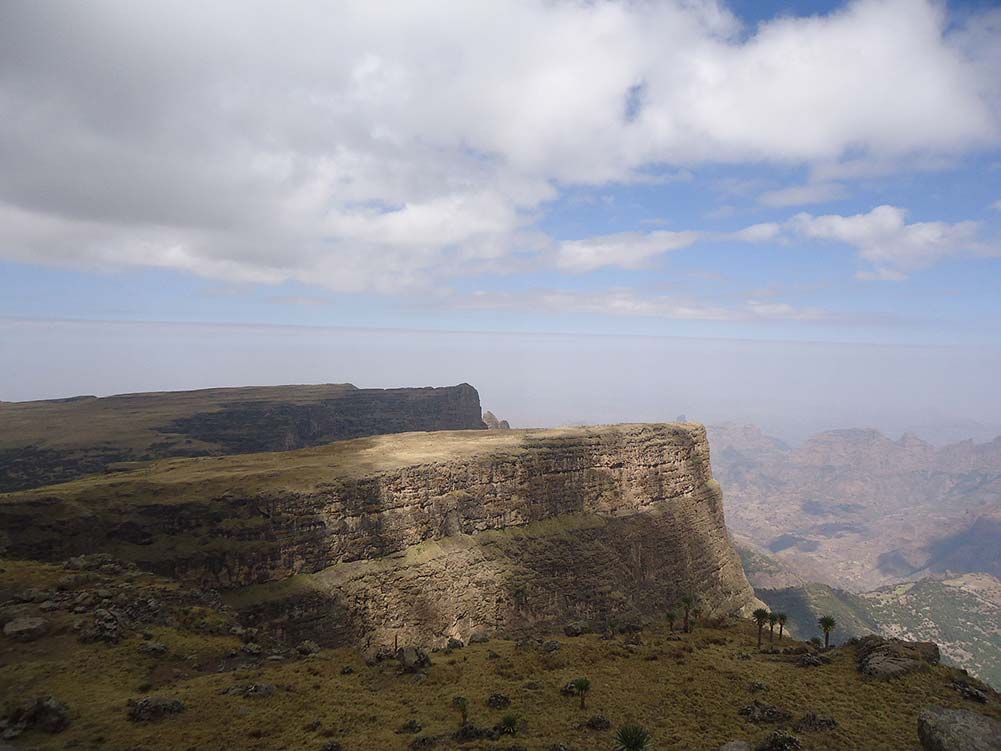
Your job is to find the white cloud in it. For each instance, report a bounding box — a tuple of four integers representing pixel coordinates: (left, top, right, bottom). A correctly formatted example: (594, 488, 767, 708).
(460, 287, 840, 323)
(758, 182, 847, 207)
(728, 223, 782, 243)
(789, 205, 987, 279)
(0, 1, 997, 291)
(557, 230, 700, 272)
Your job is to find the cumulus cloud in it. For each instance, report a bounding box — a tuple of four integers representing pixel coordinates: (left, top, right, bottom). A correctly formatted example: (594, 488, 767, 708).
(558, 230, 700, 272)
(788, 205, 988, 279)
(0, 0, 998, 291)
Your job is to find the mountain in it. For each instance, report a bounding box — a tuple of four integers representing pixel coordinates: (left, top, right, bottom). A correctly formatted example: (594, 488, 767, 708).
(710, 425, 1001, 591)
(1, 423, 756, 649)
(756, 573, 1001, 689)
(0, 383, 486, 492)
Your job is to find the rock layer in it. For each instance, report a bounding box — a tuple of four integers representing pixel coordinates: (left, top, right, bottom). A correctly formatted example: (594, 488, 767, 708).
(2, 423, 757, 650)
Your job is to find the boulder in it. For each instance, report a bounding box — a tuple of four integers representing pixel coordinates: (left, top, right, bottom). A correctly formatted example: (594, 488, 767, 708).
(126, 697, 186, 723)
(295, 639, 320, 655)
(793, 712, 838, 732)
(739, 701, 792, 724)
(396, 646, 432, 671)
(446, 637, 464, 650)
(2, 617, 48, 642)
(563, 623, 583, 637)
(755, 730, 801, 751)
(486, 693, 511, 709)
(856, 635, 939, 680)
(2, 697, 70, 736)
(542, 640, 561, 653)
(918, 706, 1001, 751)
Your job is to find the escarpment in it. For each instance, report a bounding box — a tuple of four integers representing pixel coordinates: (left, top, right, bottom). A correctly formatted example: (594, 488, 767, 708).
(1, 423, 757, 650)
(0, 382, 486, 491)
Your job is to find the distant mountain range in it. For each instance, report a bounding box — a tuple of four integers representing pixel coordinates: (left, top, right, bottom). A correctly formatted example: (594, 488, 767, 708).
(713, 423, 1001, 687)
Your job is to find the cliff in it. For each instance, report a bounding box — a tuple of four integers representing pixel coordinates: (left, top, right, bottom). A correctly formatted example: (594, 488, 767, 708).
(1, 423, 757, 650)
(0, 382, 486, 491)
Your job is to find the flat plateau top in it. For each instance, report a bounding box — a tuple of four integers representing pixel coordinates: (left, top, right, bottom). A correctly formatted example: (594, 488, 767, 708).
(1, 423, 699, 505)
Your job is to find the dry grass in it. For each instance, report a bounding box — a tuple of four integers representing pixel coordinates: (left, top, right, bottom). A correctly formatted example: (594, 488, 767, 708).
(1, 423, 686, 506)
(3, 560, 998, 751)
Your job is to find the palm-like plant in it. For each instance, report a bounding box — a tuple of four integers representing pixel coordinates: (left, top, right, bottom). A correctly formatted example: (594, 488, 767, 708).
(752, 608, 770, 649)
(571, 676, 591, 710)
(768, 612, 778, 643)
(614, 724, 652, 751)
(451, 695, 468, 726)
(665, 610, 677, 632)
(498, 713, 518, 735)
(818, 615, 837, 648)
(681, 595, 693, 633)
(776, 612, 788, 640)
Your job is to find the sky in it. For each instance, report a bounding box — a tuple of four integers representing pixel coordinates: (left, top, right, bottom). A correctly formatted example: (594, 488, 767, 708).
(1, 0, 1000, 440)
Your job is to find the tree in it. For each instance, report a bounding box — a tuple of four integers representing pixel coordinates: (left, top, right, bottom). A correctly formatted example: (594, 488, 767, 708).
(768, 612, 778, 643)
(818, 615, 837, 649)
(665, 610, 677, 632)
(571, 677, 591, 710)
(681, 595, 693, 633)
(752, 608, 770, 649)
(614, 724, 652, 751)
(777, 612, 788, 641)
(454, 696, 468, 724)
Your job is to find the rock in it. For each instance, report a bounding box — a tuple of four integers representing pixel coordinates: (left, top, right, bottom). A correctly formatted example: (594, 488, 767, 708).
(918, 706, 1001, 751)
(126, 697, 186, 722)
(296, 639, 320, 655)
(78, 608, 127, 643)
(138, 642, 168, 656)
(542, 640, 561, 653)
(856, 635, 940, 680)
(2, 697, 70, 736)
(950, 679, 990, 704)
(2, 617, 48, 642)
(755, 730, 801, 751)
(739, 701, 792, 724)
(242, 683, 277, 699)
(793, 712, 838, 732)
(563, 623, 583, 637)
(340, 665, 354, 675)
(720, 742, 751, 751)
(446, 637, 464, 650)
(396, 646, 432, 671)
(409, 736, 438, 749)
(321, 742, 341, 751)
(795, 653, 830, 668)
(486, 693, 511, 709)
(585, 715, 611, 731)
(749, 681, 767, 693)
(468, 630, 490, 644)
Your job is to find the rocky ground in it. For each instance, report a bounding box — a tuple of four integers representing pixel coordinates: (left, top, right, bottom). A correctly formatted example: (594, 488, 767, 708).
(3, 556, 1000, 750)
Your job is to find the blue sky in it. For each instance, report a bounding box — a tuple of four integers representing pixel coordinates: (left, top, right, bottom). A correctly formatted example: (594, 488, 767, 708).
(1, 0, 1000, 425)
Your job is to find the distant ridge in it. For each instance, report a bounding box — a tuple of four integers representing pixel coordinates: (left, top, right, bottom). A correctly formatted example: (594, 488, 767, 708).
(0, 382, 486, 491)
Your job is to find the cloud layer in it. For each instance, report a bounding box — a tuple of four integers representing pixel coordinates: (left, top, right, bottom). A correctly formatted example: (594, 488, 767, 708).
(0, 0, 998, 294)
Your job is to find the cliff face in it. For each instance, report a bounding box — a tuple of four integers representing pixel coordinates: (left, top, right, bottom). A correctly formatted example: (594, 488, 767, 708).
(0, 382, 485, 491)
(1, 423, 756, 650)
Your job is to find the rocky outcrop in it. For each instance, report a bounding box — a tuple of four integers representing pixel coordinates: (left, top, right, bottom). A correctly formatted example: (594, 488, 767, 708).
(918, 706, 1001, 751)
(0, 383, 486, 491)
(2, 423, 757, 651)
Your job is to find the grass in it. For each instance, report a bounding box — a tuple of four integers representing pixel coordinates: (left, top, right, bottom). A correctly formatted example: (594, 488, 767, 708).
(3, 559, 999, 751)
(1, 423, 694, 506)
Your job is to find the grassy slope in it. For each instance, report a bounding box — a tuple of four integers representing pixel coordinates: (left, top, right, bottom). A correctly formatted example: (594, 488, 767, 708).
(4, 560, 1000, 751)
(0, 384, 360, 451)
(0, 423, 677, 507)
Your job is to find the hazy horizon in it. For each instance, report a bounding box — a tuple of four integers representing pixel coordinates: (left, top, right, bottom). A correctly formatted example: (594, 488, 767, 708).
(4, 317, 1000, 446)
